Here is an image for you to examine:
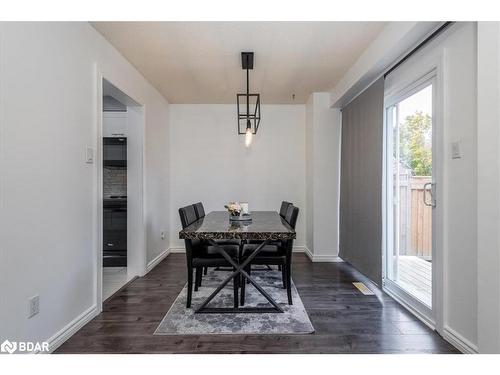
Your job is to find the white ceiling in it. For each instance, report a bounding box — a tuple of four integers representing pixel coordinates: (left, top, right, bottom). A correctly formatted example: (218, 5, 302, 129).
(92, 22, 387, 104)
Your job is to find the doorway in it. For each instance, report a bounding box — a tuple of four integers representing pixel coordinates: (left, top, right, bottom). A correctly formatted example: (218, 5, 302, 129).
(384, 72, 437, 325)
(96, 77, 146, 307)
(102, 97, 128, 299)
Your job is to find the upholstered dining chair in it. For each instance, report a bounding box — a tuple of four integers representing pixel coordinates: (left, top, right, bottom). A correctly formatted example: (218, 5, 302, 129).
(240, 204, 299, 306)
(192, 201, 242, 276)
(179, 204, 241, 308)
(279, 201, 292, 218)
(194, 201, 241, 247)
(248, 201, 293, 273)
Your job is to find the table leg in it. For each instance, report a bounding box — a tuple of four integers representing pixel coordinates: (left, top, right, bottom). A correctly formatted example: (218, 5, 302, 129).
(194, 239, 284, 314)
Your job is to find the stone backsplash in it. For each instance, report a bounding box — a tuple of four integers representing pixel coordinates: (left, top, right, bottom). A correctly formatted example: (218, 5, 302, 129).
(103, 167, 127, 198)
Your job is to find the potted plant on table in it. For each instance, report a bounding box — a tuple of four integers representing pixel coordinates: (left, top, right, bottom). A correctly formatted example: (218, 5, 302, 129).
(224, 202, 242, 218)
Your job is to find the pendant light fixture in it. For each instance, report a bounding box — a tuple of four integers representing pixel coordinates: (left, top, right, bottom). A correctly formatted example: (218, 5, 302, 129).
(237, 52, 261, 147)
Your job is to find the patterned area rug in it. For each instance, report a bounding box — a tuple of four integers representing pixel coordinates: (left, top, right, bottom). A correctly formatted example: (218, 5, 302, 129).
(154, 268, 315, 335)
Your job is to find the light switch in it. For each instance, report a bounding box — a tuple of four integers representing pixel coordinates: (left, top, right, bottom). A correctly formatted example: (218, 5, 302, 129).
(85, 146, 94, 164)
(451, 141, 461, 159)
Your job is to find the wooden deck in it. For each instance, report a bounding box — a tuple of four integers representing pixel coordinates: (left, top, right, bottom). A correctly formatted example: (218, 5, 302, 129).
(397, 256, 432, 307)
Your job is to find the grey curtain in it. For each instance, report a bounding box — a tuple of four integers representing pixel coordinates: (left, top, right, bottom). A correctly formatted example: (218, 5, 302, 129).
(339, 78, 384, 285)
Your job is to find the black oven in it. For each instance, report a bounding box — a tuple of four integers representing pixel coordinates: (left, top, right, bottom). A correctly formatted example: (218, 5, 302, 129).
(103, 137, 127, 167)
(103, 198, 127, 267)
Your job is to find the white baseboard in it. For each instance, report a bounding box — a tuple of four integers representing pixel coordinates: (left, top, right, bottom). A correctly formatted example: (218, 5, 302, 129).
(310, 254, 343, 262)
(171, 246, 308, 253)
(442, 326, 478, 354)
(169, 246, 186, 253)
(146, 248, 171, 273)
(45, 248, 171, 354)
(383, 285, 478, 354)
(301, 246, 343, 263)
(168, 245, 342, 263)
(292, 246, 307, 253)
(46, 305, 98, 353)
(303, 246, 314, 260)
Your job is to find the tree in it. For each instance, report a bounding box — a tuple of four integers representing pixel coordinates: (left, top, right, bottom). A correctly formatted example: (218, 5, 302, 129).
(399, 111, 432, 176)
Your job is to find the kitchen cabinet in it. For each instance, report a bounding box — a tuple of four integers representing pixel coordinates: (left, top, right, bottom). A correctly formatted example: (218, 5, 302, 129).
(103, 112, 127, 137)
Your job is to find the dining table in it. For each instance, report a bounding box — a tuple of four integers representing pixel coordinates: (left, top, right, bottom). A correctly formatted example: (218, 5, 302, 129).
(179, 210, 296, 314)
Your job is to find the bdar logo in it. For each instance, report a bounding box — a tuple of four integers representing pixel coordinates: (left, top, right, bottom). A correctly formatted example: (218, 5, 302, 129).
(1, 340, 17, 354)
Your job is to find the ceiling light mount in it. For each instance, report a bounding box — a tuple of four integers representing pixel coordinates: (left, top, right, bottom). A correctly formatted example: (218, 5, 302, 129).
(237, 52, 261, 146)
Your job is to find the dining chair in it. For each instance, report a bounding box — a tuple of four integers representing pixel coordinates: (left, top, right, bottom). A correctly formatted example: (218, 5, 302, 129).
(179, 204, 204, 288)
(249, 201, 292, 246)
(248, 201, 293, 272)
(240, 204, 299, 305)
(193, 202, 205, 218)
(179, 204, 241, 308)
(194, 201, 241, 248)
(279, 201, 292, 218)
(193, 202, 208, 275)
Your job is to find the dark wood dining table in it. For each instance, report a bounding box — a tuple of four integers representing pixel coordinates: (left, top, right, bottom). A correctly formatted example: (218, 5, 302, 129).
(179, 211, 296, 314)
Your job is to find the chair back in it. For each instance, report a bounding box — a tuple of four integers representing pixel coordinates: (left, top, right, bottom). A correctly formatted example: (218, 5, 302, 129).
(179, 204, 202, 263)
(285, 205, 299, 229)
(279, 201, 292, 218)
(194, 202, 205, 219)
(283, 205, 299, 258)
(179, 204, 197, 229)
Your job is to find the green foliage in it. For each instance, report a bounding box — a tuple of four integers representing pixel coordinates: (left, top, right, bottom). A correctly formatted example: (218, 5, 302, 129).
(399, 111, 432, 176)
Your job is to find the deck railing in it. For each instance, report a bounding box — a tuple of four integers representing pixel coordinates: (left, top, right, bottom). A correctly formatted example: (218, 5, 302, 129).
(399, 174, 432, 259)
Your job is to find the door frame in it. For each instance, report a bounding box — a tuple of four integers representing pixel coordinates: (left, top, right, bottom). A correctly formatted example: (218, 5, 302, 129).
(94, 65, 147, 313)
(382, 49, 445, 333)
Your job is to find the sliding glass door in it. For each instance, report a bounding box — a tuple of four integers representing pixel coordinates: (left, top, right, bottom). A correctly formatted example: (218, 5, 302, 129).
(384, 74, 436, 323)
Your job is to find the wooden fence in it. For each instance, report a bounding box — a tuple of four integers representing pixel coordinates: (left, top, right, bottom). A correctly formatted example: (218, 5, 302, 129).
(398, 174, 432, 259)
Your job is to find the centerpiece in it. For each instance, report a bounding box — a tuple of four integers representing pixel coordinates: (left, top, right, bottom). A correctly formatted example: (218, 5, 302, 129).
(224, 201, 252, 221)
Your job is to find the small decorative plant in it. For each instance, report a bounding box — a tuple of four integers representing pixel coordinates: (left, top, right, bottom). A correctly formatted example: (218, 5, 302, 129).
(224, 202, 241, 217)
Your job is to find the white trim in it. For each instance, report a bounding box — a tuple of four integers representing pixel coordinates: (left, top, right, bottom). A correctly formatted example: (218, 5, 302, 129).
(146, 248, 171, 273)
(310, 254, 343, 263)
(383, 281, 435, 330)
(302, 246, 314, 261)
(45, 305, 98, 353)
(386, 285, 478, 355)
(167, 246, 343, 262)
(0, 33, 5, 219)
(94, 64, 104, 314)
(169, 246, 186, 253)
(94, 69, 148, 313)
(383, 46, 446, 333)
(442, 326, 479, 354)
(168, 246, 310, 254)
(292, 245, 308, 253)
(301, 246, 343, 263)
(384, 69, 437, 108)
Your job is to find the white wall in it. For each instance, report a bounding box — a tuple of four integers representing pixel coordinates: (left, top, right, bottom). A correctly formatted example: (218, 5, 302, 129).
(169, 104, 306, 249)
(438, 23, 478, 351)
(477, 21, 500, 354)
(384, 22, 478, 350)
(330, 22, 482, 352)
(305, 97, 314, 253)
(0, 22, 169, 347)
(305, 93, 342, 261)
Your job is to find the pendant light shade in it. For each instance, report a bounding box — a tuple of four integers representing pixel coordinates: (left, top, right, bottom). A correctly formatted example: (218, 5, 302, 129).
(237, 52, 261, 146)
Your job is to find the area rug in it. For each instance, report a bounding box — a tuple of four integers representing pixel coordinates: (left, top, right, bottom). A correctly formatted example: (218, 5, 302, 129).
(154, 268, 315, 335)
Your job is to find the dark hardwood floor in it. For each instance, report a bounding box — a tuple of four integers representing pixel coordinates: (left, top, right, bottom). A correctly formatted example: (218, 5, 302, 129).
(56, 253, 459, 354)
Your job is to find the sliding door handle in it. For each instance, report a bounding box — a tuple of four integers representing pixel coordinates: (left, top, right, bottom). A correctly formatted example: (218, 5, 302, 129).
(423, 182, 436, 208)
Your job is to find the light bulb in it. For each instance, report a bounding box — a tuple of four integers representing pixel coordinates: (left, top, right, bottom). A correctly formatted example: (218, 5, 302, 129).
(245, 127, 253, 147)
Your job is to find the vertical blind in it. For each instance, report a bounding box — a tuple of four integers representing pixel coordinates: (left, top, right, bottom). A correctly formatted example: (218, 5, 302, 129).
(339, 77, 385, 285)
